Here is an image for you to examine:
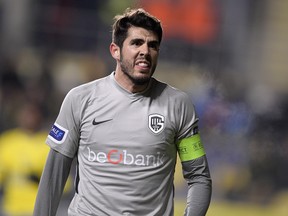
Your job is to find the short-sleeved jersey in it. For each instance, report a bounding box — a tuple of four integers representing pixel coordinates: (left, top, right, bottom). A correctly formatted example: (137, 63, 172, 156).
(46, 72, 200, 216)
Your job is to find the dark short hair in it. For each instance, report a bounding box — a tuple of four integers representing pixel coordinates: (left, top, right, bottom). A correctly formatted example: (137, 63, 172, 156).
(112, 8, 163, 48)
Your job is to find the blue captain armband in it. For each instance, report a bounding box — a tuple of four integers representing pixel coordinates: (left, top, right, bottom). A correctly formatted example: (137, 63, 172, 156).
(177, 134, 206, 162)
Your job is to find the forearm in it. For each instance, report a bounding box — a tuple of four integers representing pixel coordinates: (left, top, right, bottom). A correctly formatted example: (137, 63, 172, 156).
(182, 156, 212, 216)
(33, 149, 73, 216)
(184, 181, 212, 216)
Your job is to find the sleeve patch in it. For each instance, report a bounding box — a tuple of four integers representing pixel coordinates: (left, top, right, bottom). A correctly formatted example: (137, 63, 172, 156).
(48, 123, 68, 144)
(177, 134, 205, 162)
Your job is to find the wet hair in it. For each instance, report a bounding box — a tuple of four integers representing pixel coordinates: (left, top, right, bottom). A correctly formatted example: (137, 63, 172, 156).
(112, 8, 163, 48)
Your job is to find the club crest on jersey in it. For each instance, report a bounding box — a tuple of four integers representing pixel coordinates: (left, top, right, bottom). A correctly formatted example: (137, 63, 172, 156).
(148, 114, 165, 134)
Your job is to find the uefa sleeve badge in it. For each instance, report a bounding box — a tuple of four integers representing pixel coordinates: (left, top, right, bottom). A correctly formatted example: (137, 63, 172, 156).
(48, 123, 69, 144)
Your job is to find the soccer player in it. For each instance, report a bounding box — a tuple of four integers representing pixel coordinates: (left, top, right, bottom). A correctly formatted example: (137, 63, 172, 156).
(33, 8, 212, 216)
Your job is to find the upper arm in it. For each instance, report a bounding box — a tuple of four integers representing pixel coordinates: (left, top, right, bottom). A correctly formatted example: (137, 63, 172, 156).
(46, 89, 82, 158)
(181, 155, 211, 184)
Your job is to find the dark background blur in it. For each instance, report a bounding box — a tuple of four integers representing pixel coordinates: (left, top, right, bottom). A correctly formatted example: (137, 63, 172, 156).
(1, 0, 288, 215)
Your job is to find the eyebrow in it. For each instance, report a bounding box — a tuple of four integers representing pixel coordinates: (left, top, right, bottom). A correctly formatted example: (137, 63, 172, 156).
(130, 38, 160, 46)
(130, 38, 143, 43)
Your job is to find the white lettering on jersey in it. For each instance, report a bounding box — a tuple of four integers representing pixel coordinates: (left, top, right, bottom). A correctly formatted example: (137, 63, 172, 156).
(87, 147, 165, 167)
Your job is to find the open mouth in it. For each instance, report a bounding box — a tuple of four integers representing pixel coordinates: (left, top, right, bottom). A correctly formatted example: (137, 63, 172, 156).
(135, 60, 151, 70)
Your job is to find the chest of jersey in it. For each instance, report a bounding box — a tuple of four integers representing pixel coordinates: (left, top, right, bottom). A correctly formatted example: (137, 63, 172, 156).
(79, 92, 177, 167)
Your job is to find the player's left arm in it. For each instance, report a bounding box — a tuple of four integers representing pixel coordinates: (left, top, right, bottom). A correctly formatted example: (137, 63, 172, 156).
(177, 131, 212, 216)
(182, 155, 212, 216)
(176, 93, 212, 216)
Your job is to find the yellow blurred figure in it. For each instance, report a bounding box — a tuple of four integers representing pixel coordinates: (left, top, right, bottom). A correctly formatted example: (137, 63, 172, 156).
(0, 102, 49, 216)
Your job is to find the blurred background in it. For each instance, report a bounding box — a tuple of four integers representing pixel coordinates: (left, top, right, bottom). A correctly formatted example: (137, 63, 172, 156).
(0, 0, 288, 215)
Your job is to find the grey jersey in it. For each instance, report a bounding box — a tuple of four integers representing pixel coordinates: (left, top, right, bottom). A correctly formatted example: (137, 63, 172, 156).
(47, 72, 201, 216)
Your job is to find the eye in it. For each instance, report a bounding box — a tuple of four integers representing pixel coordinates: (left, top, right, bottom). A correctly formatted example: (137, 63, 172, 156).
(149, 42, 160, 50)
(131, 39, 143, 47)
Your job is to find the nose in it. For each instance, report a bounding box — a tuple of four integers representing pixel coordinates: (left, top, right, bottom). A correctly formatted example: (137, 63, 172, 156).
(139, 44, 149, 56)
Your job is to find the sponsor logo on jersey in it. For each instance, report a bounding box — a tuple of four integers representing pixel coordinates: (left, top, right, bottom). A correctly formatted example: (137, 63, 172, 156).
(48, 123, 68, 144)
(92, 118, 113, 125)
(148, 114, 165, 134)
(87, 147, 165, 167)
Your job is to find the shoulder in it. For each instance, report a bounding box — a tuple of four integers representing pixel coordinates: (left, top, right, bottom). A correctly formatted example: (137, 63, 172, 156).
(56, 75, 111, 116)
(152, 78, 192, 102)
(64, 75, 109, 103)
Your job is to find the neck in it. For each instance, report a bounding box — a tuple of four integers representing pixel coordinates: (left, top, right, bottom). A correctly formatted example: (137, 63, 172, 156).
(114, 68, 150, 93)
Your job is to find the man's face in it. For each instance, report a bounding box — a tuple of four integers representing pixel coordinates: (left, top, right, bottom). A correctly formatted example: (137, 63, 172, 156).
(119, 26, 160, 85)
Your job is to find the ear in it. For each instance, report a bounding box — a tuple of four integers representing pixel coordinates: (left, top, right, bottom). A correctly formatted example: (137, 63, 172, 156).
(110, 43, 120, 60)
